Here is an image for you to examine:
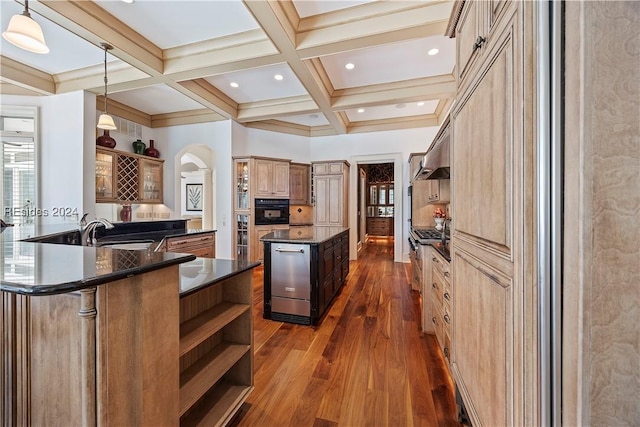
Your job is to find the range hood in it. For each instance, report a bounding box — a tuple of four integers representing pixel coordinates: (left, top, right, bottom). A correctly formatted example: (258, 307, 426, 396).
(414, 117, 450, 180)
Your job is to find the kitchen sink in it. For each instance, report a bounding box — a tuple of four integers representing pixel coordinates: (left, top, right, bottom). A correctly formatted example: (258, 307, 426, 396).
(97, 240, 155, 250)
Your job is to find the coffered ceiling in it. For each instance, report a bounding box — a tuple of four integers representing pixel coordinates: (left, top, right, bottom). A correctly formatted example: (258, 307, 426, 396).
(0, 0, 456, 136)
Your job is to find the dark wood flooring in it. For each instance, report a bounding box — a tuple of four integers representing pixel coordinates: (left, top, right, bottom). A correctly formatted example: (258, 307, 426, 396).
(236, 237, 459, 427)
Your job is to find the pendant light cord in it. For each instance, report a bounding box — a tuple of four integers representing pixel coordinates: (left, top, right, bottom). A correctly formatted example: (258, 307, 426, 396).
(103, 46, 108, 113)
(22, 0, 31, 18)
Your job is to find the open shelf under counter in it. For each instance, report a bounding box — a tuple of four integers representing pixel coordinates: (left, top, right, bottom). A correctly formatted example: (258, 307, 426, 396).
(178, 257, 259, 427)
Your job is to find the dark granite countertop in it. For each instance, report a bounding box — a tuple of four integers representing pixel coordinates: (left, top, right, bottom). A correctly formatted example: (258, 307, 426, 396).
(0, 223, 197, 296)
(260, 226, 349, 244)
(429, 241, 451, 262)
(179, 258, 260, 298)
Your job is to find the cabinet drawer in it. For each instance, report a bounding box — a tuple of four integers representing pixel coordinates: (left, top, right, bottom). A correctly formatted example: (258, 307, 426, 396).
(166, 234, 214, 251)
(431, 271, 445, 307)
(431, 251, 450, 279)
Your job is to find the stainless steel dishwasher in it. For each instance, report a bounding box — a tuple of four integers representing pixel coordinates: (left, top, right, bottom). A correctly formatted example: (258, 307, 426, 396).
(270, 243, 311, 318)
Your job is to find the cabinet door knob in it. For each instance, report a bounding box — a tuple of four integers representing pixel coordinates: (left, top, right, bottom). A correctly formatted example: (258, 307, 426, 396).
(444, 314, 450, 324)
(444, 271, 450, 277)
(473, 35, 486, 51)
(432, 316, 437, 324)
(444, 292, 450, 301)
(432, 283, 437, 289)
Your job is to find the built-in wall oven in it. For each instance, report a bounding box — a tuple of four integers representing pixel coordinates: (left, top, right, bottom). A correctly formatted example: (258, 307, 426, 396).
(255, 198, 289, 225)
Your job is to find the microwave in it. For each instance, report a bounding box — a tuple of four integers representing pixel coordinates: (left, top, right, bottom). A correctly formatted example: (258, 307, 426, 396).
(255, 198, 289, 225)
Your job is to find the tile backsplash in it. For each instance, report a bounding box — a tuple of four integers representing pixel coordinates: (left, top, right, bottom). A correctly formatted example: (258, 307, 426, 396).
(289, 205, 314, 225)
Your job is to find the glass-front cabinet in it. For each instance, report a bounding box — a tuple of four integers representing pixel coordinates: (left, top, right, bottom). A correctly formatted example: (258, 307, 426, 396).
(96, 149, 115, 202)
(95, 147, 163, 204)
(140, 159, 162, 203)
(236, 213, 250, 262)
(235, 160, 250, 210)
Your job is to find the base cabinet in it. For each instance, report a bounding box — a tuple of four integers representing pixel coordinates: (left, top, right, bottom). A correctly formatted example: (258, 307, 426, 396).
(164, 232, 216, 258)
(263, 230, 349, 326)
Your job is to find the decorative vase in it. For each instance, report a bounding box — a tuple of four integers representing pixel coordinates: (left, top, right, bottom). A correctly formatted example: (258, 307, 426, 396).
(144, 139, 160, 158)
(119, 204, 132, 222)
(96, 130, 116, 148)
(132, 139, 146, 154)
(434, 217, 445, 231)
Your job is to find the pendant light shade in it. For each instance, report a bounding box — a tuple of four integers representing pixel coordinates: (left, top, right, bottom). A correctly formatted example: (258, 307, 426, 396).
(97, 113, 117, 130)
(97, 42, 117, 131)
(2, 1, 49, 54)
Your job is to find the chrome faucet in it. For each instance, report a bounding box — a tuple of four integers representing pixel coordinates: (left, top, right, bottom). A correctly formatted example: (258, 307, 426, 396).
(442, 217, 452, 242)
(81, 218, 115, 246)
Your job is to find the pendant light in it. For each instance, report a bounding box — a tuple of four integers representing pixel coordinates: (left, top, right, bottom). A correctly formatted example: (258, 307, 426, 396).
(97, 42, 117, 131)
(2, 0, 49, 54)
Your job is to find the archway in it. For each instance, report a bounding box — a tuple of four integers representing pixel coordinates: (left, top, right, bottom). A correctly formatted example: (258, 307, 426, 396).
(174, 145, 216, 231)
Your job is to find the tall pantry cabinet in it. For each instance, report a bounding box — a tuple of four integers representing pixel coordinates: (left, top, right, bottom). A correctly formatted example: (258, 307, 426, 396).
(447, 2, 538, 426)
(312, 161, 350, 227)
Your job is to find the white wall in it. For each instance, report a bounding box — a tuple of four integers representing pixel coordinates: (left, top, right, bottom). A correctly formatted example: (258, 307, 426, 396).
(232, 123, 310, 162)
(152, 121, 234, 259)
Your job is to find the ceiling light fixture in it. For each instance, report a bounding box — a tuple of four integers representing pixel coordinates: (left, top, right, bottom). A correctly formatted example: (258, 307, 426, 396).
(121, 0, 135, 3)
(2, 0, 49, 54)
(274, 74, 283, 81)
(417, 101, 425, 107)
(357, 108, 365, 113)
(97, 43, 117, 130)
(230, 82, 239, 88)
(309, 114, 319, 119)
(428, 48, 439, 56)
(345, 63, 355, 70)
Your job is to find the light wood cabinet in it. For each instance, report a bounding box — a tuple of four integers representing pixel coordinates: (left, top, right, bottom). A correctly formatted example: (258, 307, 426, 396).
(448, 2, 535, 426)
(96, 147, 163, 204)
(254, 158, 289, 198)
(430, 249, 452, 367)
(313, 161, 349, 227)
(289, 163, 310, 205)
(178, 265, 253, 426)
(408, 152, 426, 184)
(366, 217, 393, 236)
(426, 179, 451, 204)
(233, 157, 291, 263)
(253, 224, 289, 262)
(164, 232, 216, 258)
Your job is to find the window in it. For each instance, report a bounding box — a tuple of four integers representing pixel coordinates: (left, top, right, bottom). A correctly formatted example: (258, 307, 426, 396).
(367, 182, 394, 217)
(1, 107, 37, 225)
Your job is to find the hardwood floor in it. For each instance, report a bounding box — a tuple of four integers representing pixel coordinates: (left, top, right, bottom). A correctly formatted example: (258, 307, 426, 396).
(237, 238, 460, 427)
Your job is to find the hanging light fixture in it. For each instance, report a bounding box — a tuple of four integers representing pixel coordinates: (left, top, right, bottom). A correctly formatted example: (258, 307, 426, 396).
(97, 42, 117, 130)
(2, 0, 49, 54)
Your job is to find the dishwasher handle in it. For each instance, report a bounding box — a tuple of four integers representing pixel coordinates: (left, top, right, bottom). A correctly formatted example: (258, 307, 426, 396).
(275, 247, 305, 253)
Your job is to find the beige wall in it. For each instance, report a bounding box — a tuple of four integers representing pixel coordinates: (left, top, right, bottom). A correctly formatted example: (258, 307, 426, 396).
(564, 2, 640, 425)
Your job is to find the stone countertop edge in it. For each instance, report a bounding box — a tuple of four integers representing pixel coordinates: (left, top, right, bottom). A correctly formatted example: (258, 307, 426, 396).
(1, 253, 196, 297)
(179, 259, 261, 298)
(260, 227, 349, 245)
(418, 241, 451, 262)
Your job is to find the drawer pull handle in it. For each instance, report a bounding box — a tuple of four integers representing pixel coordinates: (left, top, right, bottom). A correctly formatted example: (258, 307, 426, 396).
(473, 35, 486, 51)
(276, 248, 304, 253)
(432, 283, 437, 289)
(432, 316, 437, 324)
(444, 271, 450, 277)
(444, 292, 450, 301)
(432, 257, 438, 262)
(444, 347, 449, 358)
(444, 314, 450, 324)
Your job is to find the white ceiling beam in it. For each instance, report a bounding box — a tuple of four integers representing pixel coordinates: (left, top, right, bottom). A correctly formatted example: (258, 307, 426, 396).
(237, 95, 318, 122)
(0, 56, 56, 95)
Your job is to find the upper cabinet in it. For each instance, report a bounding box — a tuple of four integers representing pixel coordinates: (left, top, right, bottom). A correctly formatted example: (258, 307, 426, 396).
(289, 163, 311, 205)
(313, 161, 349, 227)
(449, 0, 509, 88)
(254, 158, 289, 198)
(408, 152, 426, 184)
(96, 147, 163, 204)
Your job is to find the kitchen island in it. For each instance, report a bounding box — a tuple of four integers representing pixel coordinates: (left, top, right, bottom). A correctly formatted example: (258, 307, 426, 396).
(261, 226, 349, 326)
(0, 224, 258, 426)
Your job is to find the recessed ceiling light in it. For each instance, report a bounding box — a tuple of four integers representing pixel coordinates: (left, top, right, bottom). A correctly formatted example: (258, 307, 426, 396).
(357, 108, 365, 113)
(230, 82, 239, 88)
(121, 0, 134, 3)
(310, 114, 319, 119)
(428, 48, 439, 56)
(345, 63, 355, 70)
(417, 101, 425, 107)
(274, 74, 283, 81)
(396, 103, 406, 109)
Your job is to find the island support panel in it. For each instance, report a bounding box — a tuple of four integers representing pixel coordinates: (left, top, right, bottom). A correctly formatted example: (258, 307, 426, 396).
(1, 266, 180, 426)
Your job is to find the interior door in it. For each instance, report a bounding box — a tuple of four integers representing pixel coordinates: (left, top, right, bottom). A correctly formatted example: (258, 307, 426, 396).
(358, 168, 366, 250)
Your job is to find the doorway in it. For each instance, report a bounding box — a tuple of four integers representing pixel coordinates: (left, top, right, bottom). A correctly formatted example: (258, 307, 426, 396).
(348, 153, 404, 263)
(174, 145, 216, 231)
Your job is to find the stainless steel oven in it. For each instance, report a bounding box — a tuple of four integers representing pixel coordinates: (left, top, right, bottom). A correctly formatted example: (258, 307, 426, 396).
(255, 198, 289, 225)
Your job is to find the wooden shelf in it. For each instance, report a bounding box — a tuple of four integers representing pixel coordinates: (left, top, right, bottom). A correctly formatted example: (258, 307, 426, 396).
(180, 303, 250, 357)
(179, 343, 251, 416)
(180, 381, 253, 427)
